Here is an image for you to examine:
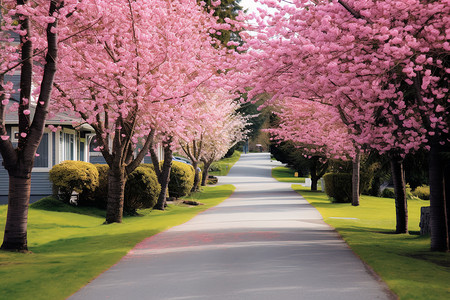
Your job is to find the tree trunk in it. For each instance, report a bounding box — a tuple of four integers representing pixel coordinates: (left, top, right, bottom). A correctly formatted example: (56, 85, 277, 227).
(309, 157, 328, 192)
(154, 145, 173, 210)
(352, 150, 360, 206)
(191, 161, 200, 192)
(309, 162, 318, 191)
(311, 175, 318, 191)
(390, 153, 408, 234)
(1, 0, 60, 251)
(201, 161, 212, 186)
(105, 166, 125, 223)
(1, 176, 31, 251)
(444, 163, 450, 247)
(429, 142, 449, 251)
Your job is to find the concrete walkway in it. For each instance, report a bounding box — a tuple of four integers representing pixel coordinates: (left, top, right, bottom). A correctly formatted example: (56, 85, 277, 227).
(69, 153, 392, 300)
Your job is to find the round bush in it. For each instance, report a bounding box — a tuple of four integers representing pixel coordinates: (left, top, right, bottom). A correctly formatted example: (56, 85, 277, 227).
(168, 161, 195, 198)
(124, 166, 161, 214)
(323, 173, 352, 203)
(49, 160, 99, 203)
(412, 185, 430, 200)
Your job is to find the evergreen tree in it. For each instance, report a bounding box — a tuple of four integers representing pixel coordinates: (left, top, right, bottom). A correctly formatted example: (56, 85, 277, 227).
(198, 0, 243, 48)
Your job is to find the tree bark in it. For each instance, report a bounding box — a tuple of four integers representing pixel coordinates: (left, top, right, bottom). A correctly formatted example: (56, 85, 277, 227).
(105, 166, 125, 223)
(191, 161, 200, 192)
(429, 142, 449, 251)
(1, 177, 31, 251)
(201, 160, 212, 186)
(390, 153, 408, 234)
(1, 0, 60, 251)
(309, 157, 328, 191)
(310, 162, 318, 191)
(444, 161, 450, 248)
(352, 150, 360, 206)
(154, 144, 173, 210)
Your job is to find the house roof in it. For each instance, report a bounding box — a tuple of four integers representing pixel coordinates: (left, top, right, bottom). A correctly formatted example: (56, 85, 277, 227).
(4, 101, 94, 131)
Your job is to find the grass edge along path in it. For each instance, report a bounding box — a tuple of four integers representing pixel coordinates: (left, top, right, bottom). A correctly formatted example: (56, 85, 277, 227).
(292, 184, 449, 300)
(0, 184, 235, 300)
(271, 166, 306, 183)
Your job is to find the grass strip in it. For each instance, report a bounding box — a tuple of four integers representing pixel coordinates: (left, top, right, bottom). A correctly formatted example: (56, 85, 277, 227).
(292, 184, 449, 300)
(208, 151, 241, 176)
(0, 184, 235, 300)
(271, 166, 306, 183)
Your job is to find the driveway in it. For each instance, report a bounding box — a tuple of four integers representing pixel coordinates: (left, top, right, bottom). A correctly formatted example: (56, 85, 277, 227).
(69, 153, 393, 300)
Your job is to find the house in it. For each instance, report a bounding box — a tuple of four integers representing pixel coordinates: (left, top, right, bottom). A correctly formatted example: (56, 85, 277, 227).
(0, 105, 98, 204)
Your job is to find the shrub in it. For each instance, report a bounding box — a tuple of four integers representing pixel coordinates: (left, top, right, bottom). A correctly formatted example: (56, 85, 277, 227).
(89, 164, 109, 209)
(207, 175, 218, 185)
(208, 162, 222, 172)
(381, 188, 395, 199)
(323, 173, 352, 203)
(412, 185, 430, 200)
(168, 161, 195, 198)
(49, 161, 99, 203)
(124, 166, 161, 215)
(380, 185, 420, 200)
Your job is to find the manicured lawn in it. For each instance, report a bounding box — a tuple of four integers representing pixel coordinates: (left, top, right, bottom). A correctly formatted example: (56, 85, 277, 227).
(0, 184, 235, 300)
(271, 166, 306, 183)
(208, 151, 241, 176)
(292, 184, 449, 300)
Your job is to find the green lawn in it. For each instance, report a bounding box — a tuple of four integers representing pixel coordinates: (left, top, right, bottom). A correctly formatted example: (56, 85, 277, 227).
(0, 184, 235, 300)
(271, 166, 306, 183)
(292, 184, 449, 300)
(208, 151, 241, 176)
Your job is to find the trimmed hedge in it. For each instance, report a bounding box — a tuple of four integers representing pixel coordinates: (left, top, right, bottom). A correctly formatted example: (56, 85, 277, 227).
(124, 166, 161, 214)
(168, 161, 195, 198)
(49, 161, 99, 203)
(323, 173, 352, 203)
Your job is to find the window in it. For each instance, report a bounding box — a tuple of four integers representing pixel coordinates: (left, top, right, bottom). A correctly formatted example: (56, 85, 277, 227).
(34, 133, 49, 168)
(10, 127, 52, 170)
(59, 129, 77, 162)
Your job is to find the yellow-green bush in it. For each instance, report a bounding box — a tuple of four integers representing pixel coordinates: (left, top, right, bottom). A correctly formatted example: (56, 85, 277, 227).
(168, 161, 195, 198)
(49, 161, 99, 203)
(124, 166, 161, 214)
(412, 185, 430, 200)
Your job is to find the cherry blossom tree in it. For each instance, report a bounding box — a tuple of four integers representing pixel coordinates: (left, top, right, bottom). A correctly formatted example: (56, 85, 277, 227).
(239, 0, 449, 245)
(199, 111, 247, 185)
(177, 88, 247, 189)
(52, 0, 235, 223)
(0, 0, 73, 251)
(267, 97, 356, 192)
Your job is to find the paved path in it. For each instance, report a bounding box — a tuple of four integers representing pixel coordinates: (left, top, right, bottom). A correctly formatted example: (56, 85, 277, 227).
(70, 153, 392, 300)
